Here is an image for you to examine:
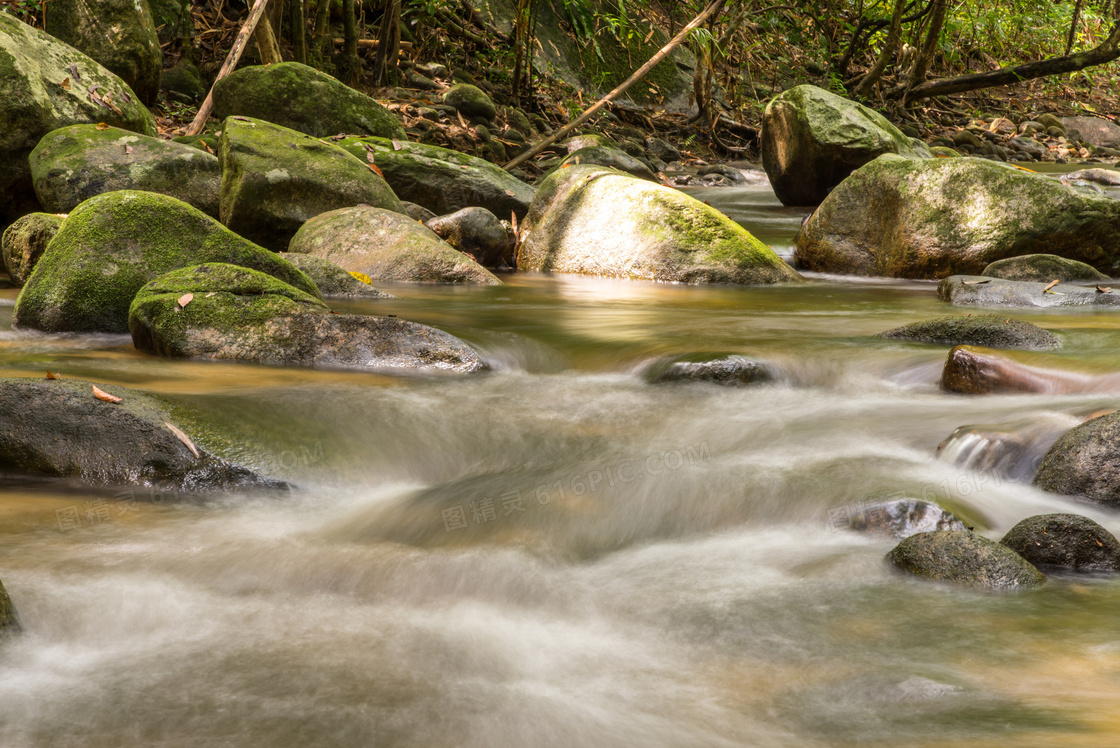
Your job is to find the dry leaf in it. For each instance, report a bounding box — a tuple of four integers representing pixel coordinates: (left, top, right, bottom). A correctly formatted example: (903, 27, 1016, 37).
(95, 122, 109, 131)
(232, 115, 252, 121)
(45, 370, 59, 380)
(1043, 279, 1061, 293)
(177, 293, 194, 308)
(573, 155, 581, 164)
(68, 63, 80, 82)
(202, 142, 214, 155)
(163, 421, 200, 458)
(60, 77, 71, 90)
(504, 189, 515, 197)
(92, 385, 122, 404)
(962, 279, 992, 285)
(330, 134, 346, 141)
(366, 150, 376, 163)
(391, 140, 403, 151)
(124, 145, 133, 155)
(368, 163, 384, 178)
(349, 270, 373, 285)
(1097, 285, 1113, 294)
(457, 111, 469, 129)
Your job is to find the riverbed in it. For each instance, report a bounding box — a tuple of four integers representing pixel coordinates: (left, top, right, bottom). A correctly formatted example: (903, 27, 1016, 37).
(2, 170, 1120, 746)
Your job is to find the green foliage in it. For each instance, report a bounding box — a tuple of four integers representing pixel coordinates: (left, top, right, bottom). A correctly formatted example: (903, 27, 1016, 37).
(5, 0, 42, 24)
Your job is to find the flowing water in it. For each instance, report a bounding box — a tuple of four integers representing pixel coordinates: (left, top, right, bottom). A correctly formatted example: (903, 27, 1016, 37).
(3, 168, 1120, 746)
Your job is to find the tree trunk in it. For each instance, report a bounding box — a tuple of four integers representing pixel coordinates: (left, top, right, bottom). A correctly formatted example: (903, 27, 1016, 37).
(313, 0, 332, 56)
(253, 14, 283, 64)
(292, 0, 307, 63)
(1066, 0, 1085, 55)
(905, 0, 945, 85)
(511, 0, 530, 105)
(852, 0, 907, 98)
(339, 0, 361, 84)
(371, 0, 402, 86)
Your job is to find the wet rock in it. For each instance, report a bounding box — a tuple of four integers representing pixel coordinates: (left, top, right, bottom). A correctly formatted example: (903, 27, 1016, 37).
(939, 345, 1119, 395)
(879, 314, 1059, 351)
(1062, 168, 1120, 187)
(886, 530, 1045, 591)
(935, 415, 1079, 483)
(643, 354, 773, 385)
(280, 254, 393, 297)
(1060, 116, 1120, 150)
(797, 156, 1120, 278)
(442, 83, 496, 120)
(336, 136, 535, 220)
(30, 123, 221, 217)
(425, 207, 515, 267)
(555, 146, 658, 182)
(697, 164, 749, 184)
(1034, 412, 1120, 508)
(2, 212, 63, 286)
(45, 0, 162, 105)
(0, 376, 283, 491)
(288, 206, 500, 285)
(0, 579, 18, 634)
(761, 85, 931, 206)
(850, 500, 968, 539)
(518, 165, 802, 284)
(980, 254, 1109, 283)
(130, 263, 485, 373)
(13, 190, 318, 334)
(938, 275, 1120, 308)
(646, 137, 681, 162)
(401, 201, 437, 222)
(218, 117, 403, 251)
(1000, 514, 1120, 573)
(212, 62, 405, 139)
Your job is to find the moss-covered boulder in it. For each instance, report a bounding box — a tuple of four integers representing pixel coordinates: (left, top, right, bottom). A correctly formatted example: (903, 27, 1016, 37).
(211, 62, 405, 139)
(424, 207, 515, 267)
(1034, 413, 1120, 508)
(44, 0, 162, 105)
(30, 123, 220, 216)
(217, 117, 403, 251)
(1000, 514, 1120, 573)
(981, 254, 1110, 283)
(2, 212, 63, 286)
(0, 376, 283, 491)
(554, 146, 658, 182)
(130, 263, 485, 373)
(761, 85, 930, 206)
(518, 165, 802, 284)
(0, 13, 156, 225)
(938, 275, 1120, 308)
(13, 190, 319, 334)
(796, 155, 1120, 278)
(642, 353, 774, 386)
(0, 578, 18, 634)
(335, 136, 535, 219)
(159, 58, 206, 103)
(281, 254, 393, 297)
(850, 500, 968, 539)
(887, 531, 1045, 591)
(288, 206, 500, 285)
(442, 83, 496, 120)
(879, 314, 1059, 351)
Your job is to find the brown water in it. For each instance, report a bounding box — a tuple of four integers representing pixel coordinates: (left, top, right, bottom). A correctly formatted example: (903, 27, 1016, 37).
(3, 172, 1120, 747)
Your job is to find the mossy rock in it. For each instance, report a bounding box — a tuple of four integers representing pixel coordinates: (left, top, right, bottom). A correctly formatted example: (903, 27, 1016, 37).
(280, 253, 393, 297)
(553, 146, 658, 182)
(211, 62, 406, 139)
(518, 165, 802, 284)
(335, 136, 535, 219)
(160, 58, 206, 102)
(217, 117, 403, 251)
(0, 13, 156, 225)
(762, 85, 931, 206)
(130, 263, 486, 373)
(45, 0, 162, 105)
(13, 190, 319, 334)
(887, 530, 1045, 591)
(442, 83, 496, 120)
(424, 207, 514, 268)
(0, 375, 283, 491)
(879, 314, 1059, 351)
(1034, 412, 1120, 508)
(2, 212, 64, 286)
(30, 123, 221, 217)
(289, 206, 500, 285)
(981, 254, 1110, 283)
(796, 155, 1120, 278)
(929, 146, 960, 158)
(1000, 514, 1120, 573)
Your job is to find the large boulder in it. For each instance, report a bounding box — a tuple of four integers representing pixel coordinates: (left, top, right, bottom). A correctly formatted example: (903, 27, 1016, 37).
(980, 254, 1109, 283)
(879, 314, 1059, 351)
(761, 84, 930, 206)
(1061, 116, 1120, 149)
(424, 207, 515, 267)
(0, 376, 282, 491)
(2, 212, 63, 286)
(30, 123, 221, 216)
(517, 165, 802, 284)
(555, 146, 658, 182)
(1000, 514, 1120, 573)
(217, 117, 403, 252)
(1034, 412, 1120, 508)
(45, 0, 162, 105)
(796, 155, 1120, 278)
(886, 530, 1045, 591)
(281, 254, 392, 297)
(13, 190, 319, 334)
(0, 13, 156, 225)
(211, 62, 405, 139)
(289, 206, 500, 285)
(335, 136, 535, 219)
(130, 263, 486, 373)
(938, 275, 1120, 309)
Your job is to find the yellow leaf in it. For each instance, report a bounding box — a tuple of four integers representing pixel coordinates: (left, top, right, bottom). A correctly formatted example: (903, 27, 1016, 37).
(92, 385, 122, 403)
(96, 122, 110, 131)
(45, 370, 59, 380)
(60, 77, 71, 89)
(349, 271, 373, 285)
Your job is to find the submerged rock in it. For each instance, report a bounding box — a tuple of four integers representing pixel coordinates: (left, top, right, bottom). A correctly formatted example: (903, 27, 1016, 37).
(1000, 514, 1120, 573)
(130, 263, 486, 374)
(762, 85, 930, 206)
(518, 165, 802, 284)
(288, 206, 500, 285)
(424, 207, 515, 267)
(281, 254, 392, 297)
(643, 354, 773, 385)
(0, 376, 282, 491)
(218, 117, 403, 252)
(1034, 412, 1120, 508)
(212, 62, 405, 139)
(879, 314, 1059, 350)
(2, 212, 63, 286)
(886, 530, 1045, 591)
(938, 276, 1120, 308)
(980, 254, 1109, 283)
(850, 499, 968, 539)
(30, 123, 221, 216)
(796, 155, 1120, 278)
(13, 190, 318, 334)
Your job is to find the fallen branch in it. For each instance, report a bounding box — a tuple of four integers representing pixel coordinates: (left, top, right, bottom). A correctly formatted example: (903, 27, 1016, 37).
(332, 38, 414, 50)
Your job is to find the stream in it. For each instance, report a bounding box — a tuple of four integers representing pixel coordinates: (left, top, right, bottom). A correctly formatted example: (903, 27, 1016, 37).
(2, 166, 1120, 746)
